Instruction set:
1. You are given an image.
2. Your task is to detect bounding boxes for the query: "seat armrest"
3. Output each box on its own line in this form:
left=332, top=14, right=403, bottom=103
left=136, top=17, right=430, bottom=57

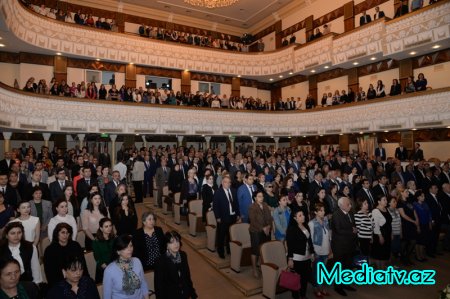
left=206, top=224, right=216, bottom=229
left=261, top=263, right=279, bottom=271
left=230, top=240, right=242, bottom=246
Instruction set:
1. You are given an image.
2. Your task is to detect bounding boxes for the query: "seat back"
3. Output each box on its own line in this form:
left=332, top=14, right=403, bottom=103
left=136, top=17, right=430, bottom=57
left=84, top=251, right=96, bottom=279
left=206, top=210, right=216, bottom=226
left=229, top=223, right=250, bottom=247
left=260, top=241, right=287, bottom=269
left=40, top=237, right=50, bottom=257
left=76, top=230, right=86, bottom=248
left=97, top=284, right=103, bottom=299
left=188, top=200, right=203, bottom=216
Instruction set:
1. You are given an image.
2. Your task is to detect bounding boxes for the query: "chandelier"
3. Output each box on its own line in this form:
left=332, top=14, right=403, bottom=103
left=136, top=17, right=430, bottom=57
left=183, top=0, right=240, bottom=9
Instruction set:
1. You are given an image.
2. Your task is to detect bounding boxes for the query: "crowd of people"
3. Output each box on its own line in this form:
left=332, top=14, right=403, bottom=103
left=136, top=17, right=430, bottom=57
left=0, top=139, right=448, bottom=298
left=17, top=71, right=429, bottom=112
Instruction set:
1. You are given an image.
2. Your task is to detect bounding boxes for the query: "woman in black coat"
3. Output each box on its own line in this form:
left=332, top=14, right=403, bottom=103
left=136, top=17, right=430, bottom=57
left=132, top=211, right=165, bottom=271
left=201, top=174, right=216, bottom=222
left=168, top=164, right=184, bottom=194
left=155, top=231, right=197, bottom=299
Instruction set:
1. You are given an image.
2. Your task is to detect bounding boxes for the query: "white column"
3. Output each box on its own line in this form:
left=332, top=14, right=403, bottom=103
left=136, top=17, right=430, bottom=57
left=251, top=136, right=258, bottom=152
left=204, top=136, right=211, bottom=150
left=229, top=135, right=236, bottom=154
left=177, top=136, right=184, bottom=147
left=42, top=133, right=51, bottom=148
left=141, top=135, right=147, bottom=149
left=273, top=137, right=280, bottom=151
left=2, top=132, right=12, bottom=153
left=110, top=135, right=117, bottom=165
left=77, top=134, right=85, bottom=148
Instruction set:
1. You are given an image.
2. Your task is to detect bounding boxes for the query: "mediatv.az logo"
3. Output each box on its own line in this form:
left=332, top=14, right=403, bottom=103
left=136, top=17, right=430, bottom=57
left=317, top=262, right=436, bottom=285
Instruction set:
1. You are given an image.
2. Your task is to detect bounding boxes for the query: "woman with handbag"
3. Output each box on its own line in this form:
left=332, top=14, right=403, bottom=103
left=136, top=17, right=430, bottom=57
left=286, top=210, right=315, bottom=299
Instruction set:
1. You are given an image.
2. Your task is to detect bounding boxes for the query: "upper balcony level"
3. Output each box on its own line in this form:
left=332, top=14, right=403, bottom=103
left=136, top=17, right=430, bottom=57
left=0, top=0, right=449, bottom=80
left=0, top=82, right=449, bottom=136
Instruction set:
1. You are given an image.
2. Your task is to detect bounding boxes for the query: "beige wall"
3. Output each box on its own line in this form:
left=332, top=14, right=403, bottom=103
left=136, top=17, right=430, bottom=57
left=261, top=31, right=276, bottom=52
left=257, top=89, right=271, bottom=102
left=240, top=86, right=258, bottom=99
left=281, top=81, right=309, bottom=101
left=355, top=0, right=395, bottom=28
left=414, top=62, right=450, bottom=90
left=359, top=68, right=399, bottom=92
left=327, top=16, right=345, bottom=35
left=0, top=63, right=19, bottom=87
left=317, top=75, right=349, bottom=100
left=19, top=63, right=53, bottom=88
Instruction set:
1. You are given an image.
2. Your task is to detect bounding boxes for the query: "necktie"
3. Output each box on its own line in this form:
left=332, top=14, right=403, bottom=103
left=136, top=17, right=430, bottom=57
left=1, top=187, right=4, bottom=194
left=347, top=213, right=352, bottom=223
left=86, top=179, right=90, bottom=185
left=382, top=185, right=387, bottom=196
left=227, top=189, right=233, bottom=203
left=366, top=189, right=374, bottom=205
left=60, top=181, right=64, bottom=189
left=163, top=167, right=167, bottom=175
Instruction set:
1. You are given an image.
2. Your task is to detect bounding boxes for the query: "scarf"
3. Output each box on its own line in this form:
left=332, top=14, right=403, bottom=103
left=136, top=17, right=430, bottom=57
left=167, top=250, right=182, bottom=264
left=0, top=283, right=30, bottom=299
left=116, top=258, right=141, bottom=295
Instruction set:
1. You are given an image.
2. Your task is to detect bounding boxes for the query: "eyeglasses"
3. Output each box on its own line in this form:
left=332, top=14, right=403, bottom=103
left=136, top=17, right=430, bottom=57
left=267, top=186, right=273, bottom=188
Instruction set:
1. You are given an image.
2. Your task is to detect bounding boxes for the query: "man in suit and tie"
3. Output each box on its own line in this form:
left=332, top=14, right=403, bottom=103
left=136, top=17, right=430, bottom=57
left=213, top=176, right=240, bottom=259
left=104, top=170, right=121, bottom=208
left=391, top=165, right=406, bottom=187
left=308, top=171, right=323, bottom=200
left=0, top=173, right=19, bottom=208
left=76, top=167, right=94, bottom=203
left=357, top=179, right=376, bottom=210
left=426, top=184, right=443, bottom=256
left=155, top=159, right=170, bottom=208
left=237, top=174, right=257, bottom=223
left=0, top=152, right=15, bottom=173
left=49, top=167, right=71, bottom=204
left=374, top=144, right=386, bottom=161
left=410, top=142, right=424, bottom=162
left=373, top=6, right=385, bottom=20
left=143, top=155, right=153, bottom=198
left=395, top=142, right=408, bottom=161
left=439, top=163, right=450, bottom=185
left=331, top=197, right=358, bottom=296
left=99, top=147, right=111, bottom=168
left=372, top=175, right=389, bottom=199
left=359, top=10, right=372, bottom=26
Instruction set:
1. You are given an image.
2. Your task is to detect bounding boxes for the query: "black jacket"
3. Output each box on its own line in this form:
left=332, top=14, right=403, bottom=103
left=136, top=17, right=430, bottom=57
left=132, top=226, right=165, bottom=271
left=286, top=224, right=314, bottom=258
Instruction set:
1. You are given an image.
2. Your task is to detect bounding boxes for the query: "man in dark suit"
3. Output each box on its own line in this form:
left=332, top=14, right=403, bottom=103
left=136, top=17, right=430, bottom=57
left=104, top=170, right=121, bottom=209
left=373, top=6, right=385, bottom=20
left=357, top=179, right=376, bottom=210
left=331, top=197, right=357, bottom=296
left=49, top=168, right=71, bottom=204
left=439, top=163, right=450, bottom=185
left=410, top=142, right=424, bottom=162
left=23, top=170, right=50, bottom=202
left=0, top=172, right=19, bottom=208
left=359, top=10, right=372, bottom=26
left=0, top=152, right=15, bottom=173
left=394, top=142, right=408, bottom=161
left=76, top=167, right=94, bottom=203
left=143, top=155, right=153, bottom=198
left=426, top=184, right=443, bottom=256
left=98, top=148, right=111, bottom=168
left=374, top=144, right=386, bottom=161
left=154, top=159, right=170, bottom=208
left=213, top=176, right=240, bottom=259
left=308, top=171, right=323, bottom=201
left=391, top=165, right=406, bottom=186
left=372, top=175, right=389, bottom=199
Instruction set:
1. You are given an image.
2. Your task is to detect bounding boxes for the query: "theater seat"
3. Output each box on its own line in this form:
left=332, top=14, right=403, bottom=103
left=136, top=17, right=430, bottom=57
left=97, top=284, right=103, bottom=299
left=144, top=270, right=155, bottom=296
left=205, top=210, right=217, bottom=252
left=40, top=237, right=50, bottom=257
left=76, top=230, right=86, bottom=249
left=173, top=192, right=182, bottom=224
left=84, top=251, right=96, bottom=280
left=40, top=263, right=47, bottom=283
left=162, top=186, right=172, bottom=215
left=188, top=200, right=204, bottom=236
left=260, top=241, right=287, bottom=299
left=229, top=223, right=251, bottom=273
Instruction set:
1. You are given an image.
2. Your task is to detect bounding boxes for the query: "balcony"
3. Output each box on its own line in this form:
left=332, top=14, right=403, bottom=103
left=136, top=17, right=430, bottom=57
left=0, top=83, right=449, bottom=136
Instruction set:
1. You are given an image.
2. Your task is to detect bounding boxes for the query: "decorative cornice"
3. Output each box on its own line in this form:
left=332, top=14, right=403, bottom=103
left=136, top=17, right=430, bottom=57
left=0, top=83, right=448, bottom=136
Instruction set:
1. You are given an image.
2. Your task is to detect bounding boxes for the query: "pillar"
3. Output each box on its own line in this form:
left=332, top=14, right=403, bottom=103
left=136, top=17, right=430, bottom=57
left=110, top=135, right=117, bottom=164
left=177, top=136, right=184, bottom=147
left=181, top=70, right=191, bottom=94
left=229, top=136, right=236, bottom=154
left=54, top=55, right=67, bottom=84
left=42, top=133, right=51, bottom=148
left=251, top=136, right=258, bottom=152
left=273, top=137, right=280, bottom=151
left=344, top=1, right=355, bottom=32
left=2, top=132, right=12, bottom=153
left=125, top=63, right=136, bottom=88
left=77, top=134, right=85, bottom=149
left=141, top=135, right=147, bottom=149
left=204, top=136, right=211, bottom=150
left=231, top=77, right=240, bottom=97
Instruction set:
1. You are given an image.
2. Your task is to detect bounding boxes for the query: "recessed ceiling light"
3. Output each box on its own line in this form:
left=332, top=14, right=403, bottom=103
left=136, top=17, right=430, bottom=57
left=432, top=45, right=440, bottom=49
left=250, top=136, right=253, bottom=138
left=412, top=128, right=417, bottom=131
left=28, top=131, right=33, bottom=134
left=135, top=133, right=139, bottom=136
left=359, top=132, right=364, bottom=134
left=384, top=130, right=389, bottom=133
left=184, top=69, right=189, bottom=72
left=288, top=136, right=292, bottom=139
left=279, top=75, right=283, bottom=78
left=319, top=134, right=323, bottom=137
left=96, top=58, right=100, bottom=61
left=269, top=78, right=273, bottom=81
left=409, top=51, right=417, bottom=55
left=310, top=70, right=316, bottom=73
left=237, top=75, right=241, bottom=78
left=339, top=133, right=343, bottom=136
left=201, top=135, right=205, bottom=137
left=353, top=62, right=359, bottom=65
left=447, top=126, right=450, bottom=128
left=289, top=72, right=293, bottom=75
left=56, top=52, right=61, bottom=55
left=324, top=66, right=329, bottom=69
left=370, top=57, right=376, bottom=61
left=129, top=62, right=134, bottom=65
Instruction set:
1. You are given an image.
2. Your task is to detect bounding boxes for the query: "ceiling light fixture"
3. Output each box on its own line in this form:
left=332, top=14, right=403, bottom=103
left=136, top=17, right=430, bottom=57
left=279, top=75, right=283, bottom=78
left=432, top=45, right=440, bottom=49
left=289, top=72, right=293, bottom=75
left=409, top=51, right=417, bottom=55
left=370, top=57, right=376, bottom=61
left=183, top=0, right=239, bottom=9
left=353, top=62, right=359, bottom=65
left=324, top=66, right=329, bottom=69
left=310, top=70, right=316, bottom=73
left=56, top=52, right=62, bottom=55
left=412, top=128, right=417, bottom=131
left=269, top=78, right=273, bottom=81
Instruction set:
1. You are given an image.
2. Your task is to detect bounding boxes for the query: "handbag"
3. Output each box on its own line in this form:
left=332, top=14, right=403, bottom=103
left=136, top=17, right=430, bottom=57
left=279, top=268, right=301, bottom=291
